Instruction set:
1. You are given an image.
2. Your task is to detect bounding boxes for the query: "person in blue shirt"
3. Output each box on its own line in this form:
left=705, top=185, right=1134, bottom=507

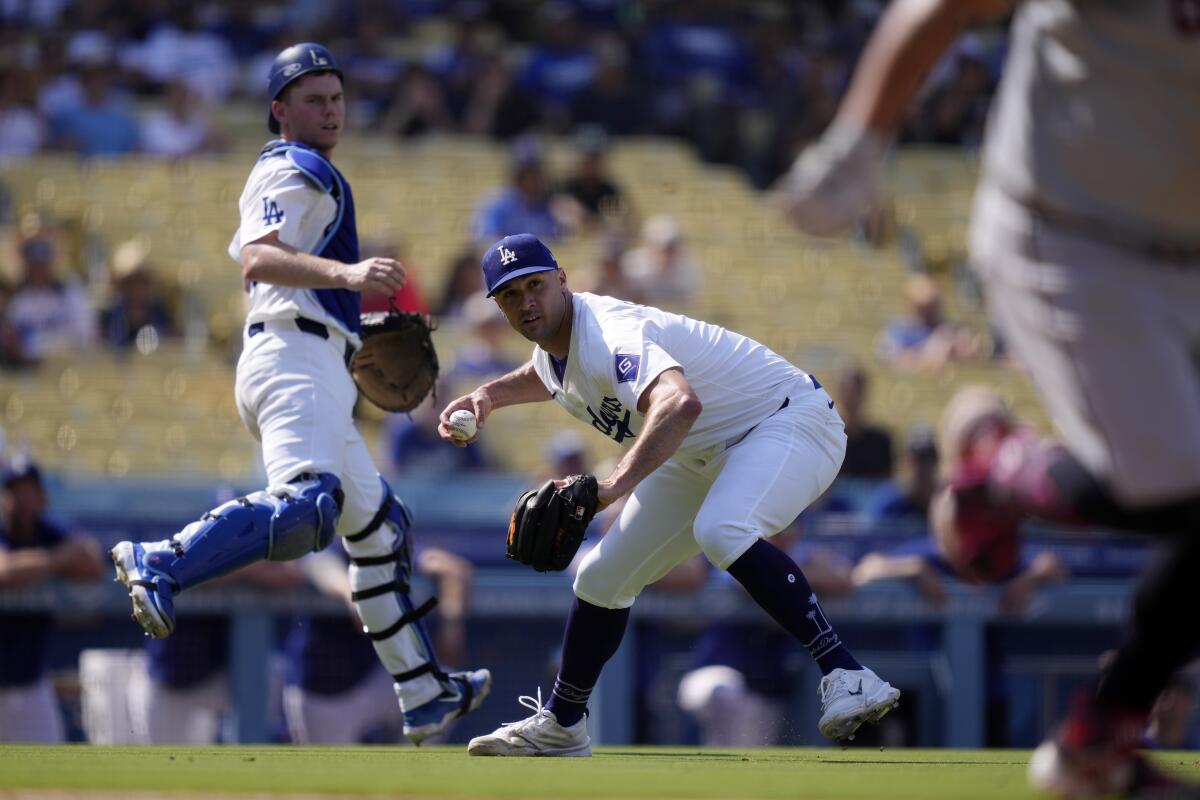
left=471, top=142, right=563, bottom=244
left=866, top=425, right=940, bottom=527
left=48, top=54, right=139, bottom=158
left=0, top=456, right=105, bottom=742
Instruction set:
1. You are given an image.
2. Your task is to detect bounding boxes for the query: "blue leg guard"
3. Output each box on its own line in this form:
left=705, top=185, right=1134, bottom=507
left=144, top=473, right=343, bottom=592
left=342, top=478, right=450, bottom=706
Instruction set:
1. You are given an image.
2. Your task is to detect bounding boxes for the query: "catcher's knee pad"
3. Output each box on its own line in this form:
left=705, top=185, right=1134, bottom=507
left=144, top=473, right=343, bottom=591
left=342, top=479, right=446, bottom=694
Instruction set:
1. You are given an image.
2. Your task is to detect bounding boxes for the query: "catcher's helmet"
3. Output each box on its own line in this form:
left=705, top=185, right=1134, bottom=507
left=267, top=42, right=343, bottom=133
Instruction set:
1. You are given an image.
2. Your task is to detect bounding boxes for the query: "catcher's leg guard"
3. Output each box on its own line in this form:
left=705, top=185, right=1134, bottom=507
left=143, top=473, right=343, bottom=591
left=341, top=478, right=447, bottom=710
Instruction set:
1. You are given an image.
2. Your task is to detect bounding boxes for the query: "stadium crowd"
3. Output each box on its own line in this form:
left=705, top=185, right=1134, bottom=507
left=0, top=0, right=1002, bottom=183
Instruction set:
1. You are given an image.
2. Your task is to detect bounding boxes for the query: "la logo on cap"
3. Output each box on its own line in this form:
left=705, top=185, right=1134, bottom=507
left=498, top=245, right=518, bottom=266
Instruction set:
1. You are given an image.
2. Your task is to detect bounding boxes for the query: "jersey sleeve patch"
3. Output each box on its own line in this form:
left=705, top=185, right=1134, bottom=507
left=615, top=353, right=640, bottom=383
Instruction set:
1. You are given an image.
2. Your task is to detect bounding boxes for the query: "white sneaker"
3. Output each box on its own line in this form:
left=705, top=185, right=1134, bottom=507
left=467, top=688, right=591, bottom=757
left=818, top=666, right=900, bottom=741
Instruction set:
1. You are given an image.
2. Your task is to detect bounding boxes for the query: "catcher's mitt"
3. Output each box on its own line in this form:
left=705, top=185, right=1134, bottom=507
left=507, top=475, right=599, bottom=572
left=351, top=309, right=439, bottom=413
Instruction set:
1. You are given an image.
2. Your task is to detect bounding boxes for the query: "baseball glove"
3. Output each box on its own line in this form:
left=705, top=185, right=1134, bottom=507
left=507, top=475, right=599, bottom=572
left=351, top=309, right=439, bottom=413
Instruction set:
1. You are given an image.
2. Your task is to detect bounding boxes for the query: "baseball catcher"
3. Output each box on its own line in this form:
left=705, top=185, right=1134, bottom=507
left=352, top=307, right=439, bottom=413
left=507, top=475, right=599, bottom=572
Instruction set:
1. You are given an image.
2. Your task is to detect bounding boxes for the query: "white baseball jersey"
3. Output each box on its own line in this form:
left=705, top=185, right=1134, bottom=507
left=530, top=293, right=818, bottom=457
left=227, top=154, right=361, bottom=346
left=981, top=0, right=1200, bottom=244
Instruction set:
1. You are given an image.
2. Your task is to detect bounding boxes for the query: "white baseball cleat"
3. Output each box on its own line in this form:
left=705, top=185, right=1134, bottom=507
left=817, top=666, right=900, bottom=742
left=467, top=688, right=591, bottom=757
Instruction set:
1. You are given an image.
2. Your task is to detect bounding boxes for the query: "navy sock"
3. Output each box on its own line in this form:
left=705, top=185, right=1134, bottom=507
left=546, top=597, right=630, bottom=727
left=726, top=538, right=862, bottom=675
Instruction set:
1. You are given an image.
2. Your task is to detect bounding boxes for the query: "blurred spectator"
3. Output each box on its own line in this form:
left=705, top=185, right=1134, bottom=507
left=386, top=391, right=488, bottom=476
left=832, top=363, right=894, bottom=480
left=855, top=386, right=1069, bottom=610
left=341, top=19, right=406, bottom=127
left=434, top=249, right=487, bottom=320
left=882, top=274, right=980, bottom=371
left=447, top=292, right=520, bottom=385
left=0, top=456, right=105, bottom=743
left=132, top=7, right=236, bottom=103
left=47, top=45, right=139, bottom=158
left=642, top=4, right=753, bottom=129
left=866, top=425, right=940, bottom=527
left=470, top=140, right=563, bottom=244
left=139, top=78, right=225, bottom=159
left=570, top=37, right=645, bottom=136
left=555, top=126, right=632, bottom=235
left=37, top=34, right=84, bottom=118
left=581, top=236, right=643, bottom=304
left=4, top=233, right=95, bottom=362
left=676, top=520, right=855, bottom=747
left=907, top=37, right=994, bottom=147
left=535, top=430, right=589, bottom=484
left=462, top=52, right=541, bottom=140
left=518, top=2, right=597, bottom=130
left=0, top=279, right=27, bottom=368
left=284, top=542, right=475, bottom=744
left=204, top=3, right=273, bottom=61
left=0, top=68, right=44, bottom=160
left=99, top=239, right=176, bottom=350
left=387, top=64, right=455, bottom=138
left=423, top=11, right=488, bottom=123
left=127, top=560, right=302, bottom=744
left=359, top=240, right=429, bottom=314
left=621, top=215, right=702, bottom=309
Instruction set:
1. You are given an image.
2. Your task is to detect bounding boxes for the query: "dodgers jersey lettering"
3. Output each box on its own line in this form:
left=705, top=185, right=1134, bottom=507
left=530, top=293, right=814, bottom=456
left=228, top=140, right=363, bottom=345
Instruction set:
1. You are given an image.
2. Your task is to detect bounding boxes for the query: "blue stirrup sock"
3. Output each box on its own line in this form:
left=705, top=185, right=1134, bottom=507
left=547, top=598, right=631, bottom=727
left=727, top=538, right=862, bottom=675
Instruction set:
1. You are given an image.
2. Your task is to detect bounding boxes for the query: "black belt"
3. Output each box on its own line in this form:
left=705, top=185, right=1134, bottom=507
left=247, top=317, right=355, bottom=368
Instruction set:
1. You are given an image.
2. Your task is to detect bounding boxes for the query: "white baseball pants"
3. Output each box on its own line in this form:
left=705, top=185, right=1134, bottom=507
left=972, top=186, right=1200, bottom=507
left=234, top=323, right=442, bottom=709
left=574, top=387, right=846, bottom=609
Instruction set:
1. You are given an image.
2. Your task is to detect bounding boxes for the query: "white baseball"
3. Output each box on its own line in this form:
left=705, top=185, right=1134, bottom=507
left=448, top=409, right=477, bottom=441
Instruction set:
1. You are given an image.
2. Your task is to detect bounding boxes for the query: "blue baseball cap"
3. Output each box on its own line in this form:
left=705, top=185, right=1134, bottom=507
left=267, top=43, right=343, bottom=134
left=482, top=234, right=559, bottom=297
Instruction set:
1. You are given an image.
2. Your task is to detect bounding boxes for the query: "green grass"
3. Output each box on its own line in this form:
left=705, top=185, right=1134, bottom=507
left=2, top=746, right=1199, bottom=799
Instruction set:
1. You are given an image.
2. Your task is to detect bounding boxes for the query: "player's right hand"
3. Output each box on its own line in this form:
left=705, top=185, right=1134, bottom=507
left=438, top=391, right=494, bottom=447
left=773, top=119, right=889, bottom=237
left=342, top=257, right=407, bottom=294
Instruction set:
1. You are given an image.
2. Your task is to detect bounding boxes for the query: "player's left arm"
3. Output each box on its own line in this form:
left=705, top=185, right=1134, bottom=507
left=778, top=0, right=1013, bottom=236
left=836, top=0, right=1012, bottom=136
left=595, top=367, right=701, bottom=508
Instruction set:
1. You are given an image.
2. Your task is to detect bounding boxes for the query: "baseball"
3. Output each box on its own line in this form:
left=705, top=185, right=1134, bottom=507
left=448, top=409, right=477, bottom=441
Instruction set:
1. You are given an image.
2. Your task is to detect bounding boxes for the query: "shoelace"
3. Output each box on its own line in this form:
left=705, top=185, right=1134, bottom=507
left=819, top=672, right=849, bottom=708
left=500, top=687, right=553, bottom=732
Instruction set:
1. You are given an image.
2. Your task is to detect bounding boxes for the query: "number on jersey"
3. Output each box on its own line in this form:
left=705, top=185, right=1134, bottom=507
left=262, top=197, right=284, bottom=225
